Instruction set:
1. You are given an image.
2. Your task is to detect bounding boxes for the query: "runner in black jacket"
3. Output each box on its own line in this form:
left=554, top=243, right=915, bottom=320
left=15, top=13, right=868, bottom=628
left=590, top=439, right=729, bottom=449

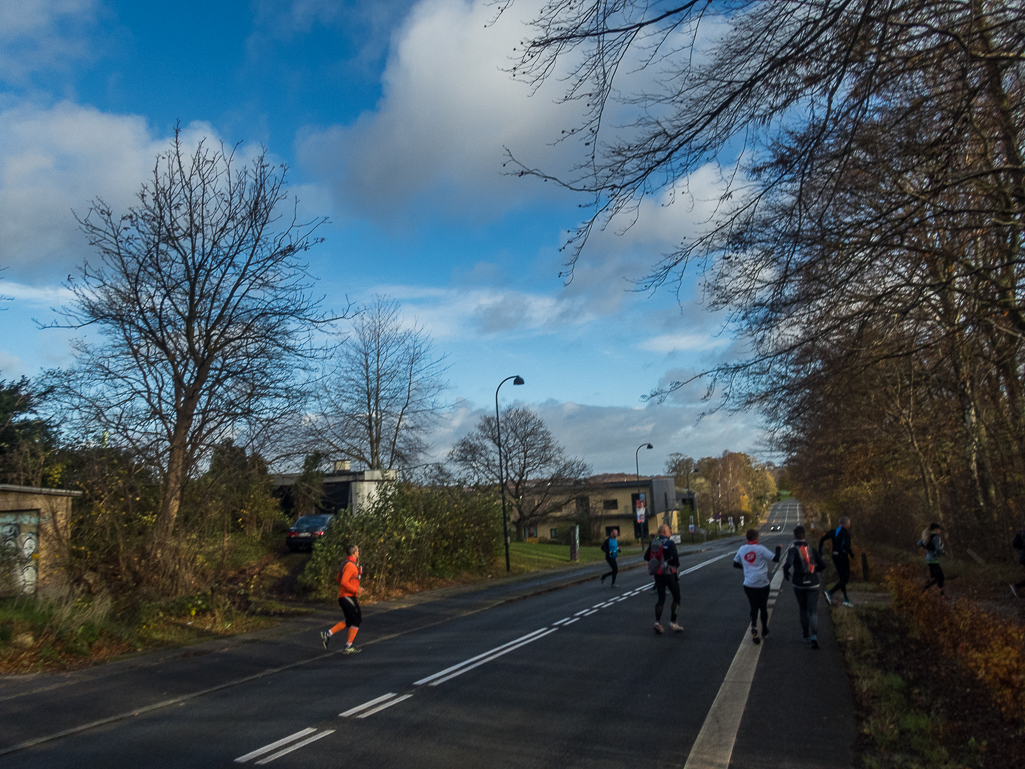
left=819, top=516, right=854, bottom=607
left=644, top=524, right=682, bottom=634
left=784, top=526, right=826, bottom=649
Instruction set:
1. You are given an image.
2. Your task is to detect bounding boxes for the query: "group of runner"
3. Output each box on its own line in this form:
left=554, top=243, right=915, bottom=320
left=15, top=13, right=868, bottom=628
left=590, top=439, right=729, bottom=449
left=316, top=512, right=1024, bottom=655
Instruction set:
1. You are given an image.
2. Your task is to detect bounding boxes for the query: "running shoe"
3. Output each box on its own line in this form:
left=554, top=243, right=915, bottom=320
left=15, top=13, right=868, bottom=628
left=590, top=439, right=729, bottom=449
left=751, top=627, right=760, bottom=645
left=320, top=631, right=330, bottom=649
left=653, top=622, right=664, bottom=635
left=342, top=645, right=361, bottom=655
left=670, top=622, right=683, bottom=633
left=810, top=637, right=820, bottom=650
left=1011, top=584, right=1020, bottom=599
left=823, top=589, right=833, bottom=603
left=761, top=626, right=770, bottom=638
left=600, top=574, right=606, bottom=584
left=842, top=599, right=854, bottom=608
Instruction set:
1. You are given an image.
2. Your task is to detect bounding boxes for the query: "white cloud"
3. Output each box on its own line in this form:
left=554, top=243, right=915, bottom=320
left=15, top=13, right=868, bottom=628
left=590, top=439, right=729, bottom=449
left=296, top=0, right=585, bottom=222
left=0, top=0, right=99, bottom=84
left=0, top=102, right=230, bottom=284
left=0, top=280, right=73, bottom=305
left=350, top=282, right=603, bottom=338
left=0, top=350, right=24, bottom=377
left=640, top=332, right=729, bottom=354
left=428, top=397, right=764, bottom=475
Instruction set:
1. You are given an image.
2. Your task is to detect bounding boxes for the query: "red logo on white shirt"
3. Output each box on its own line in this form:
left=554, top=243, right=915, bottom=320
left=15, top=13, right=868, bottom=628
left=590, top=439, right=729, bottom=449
left=744, top=551, right=757, bottom=563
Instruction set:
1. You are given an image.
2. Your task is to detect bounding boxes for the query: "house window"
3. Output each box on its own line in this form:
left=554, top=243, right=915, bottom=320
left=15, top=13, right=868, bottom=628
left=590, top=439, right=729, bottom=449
left=603, top=499, right=618, bottom=510
left=550, top=528, right=558, bottom=539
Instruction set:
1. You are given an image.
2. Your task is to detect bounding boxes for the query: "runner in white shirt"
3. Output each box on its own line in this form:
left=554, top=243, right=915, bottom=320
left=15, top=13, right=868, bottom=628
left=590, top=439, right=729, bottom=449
left=733, top=529, right=782, bottom=645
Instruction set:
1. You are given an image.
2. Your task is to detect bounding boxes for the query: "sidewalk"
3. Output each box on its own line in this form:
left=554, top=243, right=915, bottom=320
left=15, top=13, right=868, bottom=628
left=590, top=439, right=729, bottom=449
left=729, top=583, right=857, bottom=769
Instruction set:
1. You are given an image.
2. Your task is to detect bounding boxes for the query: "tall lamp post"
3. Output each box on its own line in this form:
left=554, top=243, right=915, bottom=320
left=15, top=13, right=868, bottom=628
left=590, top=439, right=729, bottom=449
left=496, top=375, right=525, bottom=571
left=636, top=442, right=653, bottom=547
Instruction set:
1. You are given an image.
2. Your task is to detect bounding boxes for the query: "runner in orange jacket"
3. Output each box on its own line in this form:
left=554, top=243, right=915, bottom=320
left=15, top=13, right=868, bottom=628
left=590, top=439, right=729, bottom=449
left=320, top=544, right=362, bottom=654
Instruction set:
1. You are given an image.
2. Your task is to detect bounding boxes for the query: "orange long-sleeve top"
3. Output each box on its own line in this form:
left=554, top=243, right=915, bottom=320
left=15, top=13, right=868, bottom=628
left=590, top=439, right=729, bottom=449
left=336, top=557, right=361, bottom=597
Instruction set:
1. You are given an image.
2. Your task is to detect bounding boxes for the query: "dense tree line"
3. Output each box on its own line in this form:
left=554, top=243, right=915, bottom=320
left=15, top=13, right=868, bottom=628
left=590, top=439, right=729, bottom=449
left=666, top=451, right=776, bottom=525
left=510, top=1, right=1025, bottom=555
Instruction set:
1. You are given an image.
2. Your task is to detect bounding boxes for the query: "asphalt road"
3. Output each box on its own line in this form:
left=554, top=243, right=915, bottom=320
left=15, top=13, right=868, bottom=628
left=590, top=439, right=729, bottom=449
left=1, top=500, right=854, bottom=768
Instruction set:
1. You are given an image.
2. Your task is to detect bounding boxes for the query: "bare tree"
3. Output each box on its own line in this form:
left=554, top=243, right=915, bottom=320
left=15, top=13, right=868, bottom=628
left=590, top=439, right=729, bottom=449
left=47, top=129, right=341, bottom=582
left=314, top=295, right=447, bottom=471
left=449, top=407, right=590, bottom=538
left=509, top=1, right=1025, bottom=539
left=664, top=453, right=695, bottom=490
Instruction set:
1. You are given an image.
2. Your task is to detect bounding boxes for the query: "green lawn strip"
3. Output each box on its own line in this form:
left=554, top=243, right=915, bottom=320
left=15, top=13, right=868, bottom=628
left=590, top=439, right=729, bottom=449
left=507, top=542, right=642, bottom=574
left=833, top=604, right=1018, bottom=768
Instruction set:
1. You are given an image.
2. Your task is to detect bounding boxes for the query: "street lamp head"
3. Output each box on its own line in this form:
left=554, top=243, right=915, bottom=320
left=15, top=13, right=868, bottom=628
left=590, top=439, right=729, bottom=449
left=645, top=443, right=653, bottom=449
left=513, top=376, right=525, bottom=385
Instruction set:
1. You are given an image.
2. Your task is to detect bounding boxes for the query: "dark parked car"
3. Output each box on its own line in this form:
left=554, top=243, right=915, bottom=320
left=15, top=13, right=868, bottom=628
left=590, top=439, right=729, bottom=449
left=286, top=514, right=334, bottom=552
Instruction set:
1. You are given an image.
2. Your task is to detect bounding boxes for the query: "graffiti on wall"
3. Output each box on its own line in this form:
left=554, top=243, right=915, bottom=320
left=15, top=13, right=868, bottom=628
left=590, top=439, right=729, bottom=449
left=1, top=511, right=40, bottom=595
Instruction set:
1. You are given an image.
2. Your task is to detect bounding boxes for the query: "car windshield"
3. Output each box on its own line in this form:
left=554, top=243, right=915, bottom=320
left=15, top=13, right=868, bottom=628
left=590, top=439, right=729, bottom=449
left=293, top=515, right=332, bottom=530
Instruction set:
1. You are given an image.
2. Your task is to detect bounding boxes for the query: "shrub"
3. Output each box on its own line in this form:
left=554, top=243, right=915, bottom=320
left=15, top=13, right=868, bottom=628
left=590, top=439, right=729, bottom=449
left=887, top=565, right=1025, bottom=725
left=298, top=483, right=501, bottom=598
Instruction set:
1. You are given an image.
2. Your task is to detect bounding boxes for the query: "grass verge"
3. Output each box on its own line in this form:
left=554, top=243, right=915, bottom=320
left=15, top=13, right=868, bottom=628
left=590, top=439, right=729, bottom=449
left=507, top=542, right=642, bottom=574
left=833, top=598, right=1023, bottom=767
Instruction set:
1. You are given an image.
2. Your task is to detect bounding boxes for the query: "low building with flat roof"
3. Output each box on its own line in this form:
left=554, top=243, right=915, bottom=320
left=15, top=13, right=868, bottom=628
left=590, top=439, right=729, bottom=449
left=271, top=460, right=397, bottom=516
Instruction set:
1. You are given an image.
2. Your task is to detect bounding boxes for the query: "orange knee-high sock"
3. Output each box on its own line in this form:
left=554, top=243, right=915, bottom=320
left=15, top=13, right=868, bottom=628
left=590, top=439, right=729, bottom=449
left=346, top=626, right=359, bottom=645
left=329, top=621, right=347, bottom=636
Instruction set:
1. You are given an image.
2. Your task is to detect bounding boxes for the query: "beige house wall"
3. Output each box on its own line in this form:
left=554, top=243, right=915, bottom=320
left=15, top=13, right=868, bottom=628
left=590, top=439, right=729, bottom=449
left=529, top=485, right=680, bottom=545
left=0, top=485, right=78, bottom=596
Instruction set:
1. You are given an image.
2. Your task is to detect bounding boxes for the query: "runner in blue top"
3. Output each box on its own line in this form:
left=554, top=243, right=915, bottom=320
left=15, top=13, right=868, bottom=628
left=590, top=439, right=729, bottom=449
left=734, top=529, right=782, bottom=644
left=599, top=528, right=619, bottom=587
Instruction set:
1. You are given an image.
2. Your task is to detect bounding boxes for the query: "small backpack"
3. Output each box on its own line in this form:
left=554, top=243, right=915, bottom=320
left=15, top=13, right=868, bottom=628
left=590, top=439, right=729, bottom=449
left=796, top=543, right=817, bottom=575
left=647, top=537, right=674, bottom=576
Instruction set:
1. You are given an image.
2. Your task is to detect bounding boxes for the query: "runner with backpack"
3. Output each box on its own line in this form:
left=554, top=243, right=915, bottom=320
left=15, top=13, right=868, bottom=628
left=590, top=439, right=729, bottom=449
left=918, top=523, right=946, bottom=596
left=733, top=529, right=783, bottom=645
left=599, top=528, right=619, bottom=587
left=644, top=524, right=682, bottom=634
left=1010, top=526, right=1025, bottom=598
left=783, top=525, right=826, bottom=649
left=818, top=516, right=854, bottom=607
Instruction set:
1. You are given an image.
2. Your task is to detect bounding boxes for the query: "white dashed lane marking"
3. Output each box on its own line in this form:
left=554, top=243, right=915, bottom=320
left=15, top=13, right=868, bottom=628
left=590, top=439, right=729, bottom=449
left=236, top=550, right=738, bottom=764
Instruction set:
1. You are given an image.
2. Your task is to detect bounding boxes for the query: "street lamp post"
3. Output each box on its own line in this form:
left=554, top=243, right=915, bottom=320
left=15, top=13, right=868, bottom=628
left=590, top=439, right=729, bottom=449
left=636, top=442, right=653, bottom=548
left=496, top=375, right=525, bottom=572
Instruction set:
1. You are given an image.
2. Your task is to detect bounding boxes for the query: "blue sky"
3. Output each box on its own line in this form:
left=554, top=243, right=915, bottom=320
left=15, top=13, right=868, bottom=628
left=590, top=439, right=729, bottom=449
left=0, top=0, right=766, bottom=474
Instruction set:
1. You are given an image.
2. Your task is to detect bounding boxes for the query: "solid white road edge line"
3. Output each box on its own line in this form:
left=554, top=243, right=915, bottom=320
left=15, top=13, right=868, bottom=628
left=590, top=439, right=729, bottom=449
left=682, top=568, right=786, bottom=769
left=356, top=694, right=414, bottom=719
left=428, top=629, right=559, bottom=686
left=413, top=627, right=550, bottom=686
left=234, top=728, right=317, bottom=763
left=339, top=692, right=399, bottom=718
left=254, top=730, right=335, bottom=765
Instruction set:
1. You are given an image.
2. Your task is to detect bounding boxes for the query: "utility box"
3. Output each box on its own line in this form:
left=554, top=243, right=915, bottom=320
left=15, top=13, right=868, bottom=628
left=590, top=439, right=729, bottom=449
left=0, top=485, right=80, bottom=597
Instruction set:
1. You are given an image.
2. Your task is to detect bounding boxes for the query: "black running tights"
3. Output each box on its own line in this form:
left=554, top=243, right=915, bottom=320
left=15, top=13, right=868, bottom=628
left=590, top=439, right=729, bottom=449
left=743, top=585, right=770, bottom=631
